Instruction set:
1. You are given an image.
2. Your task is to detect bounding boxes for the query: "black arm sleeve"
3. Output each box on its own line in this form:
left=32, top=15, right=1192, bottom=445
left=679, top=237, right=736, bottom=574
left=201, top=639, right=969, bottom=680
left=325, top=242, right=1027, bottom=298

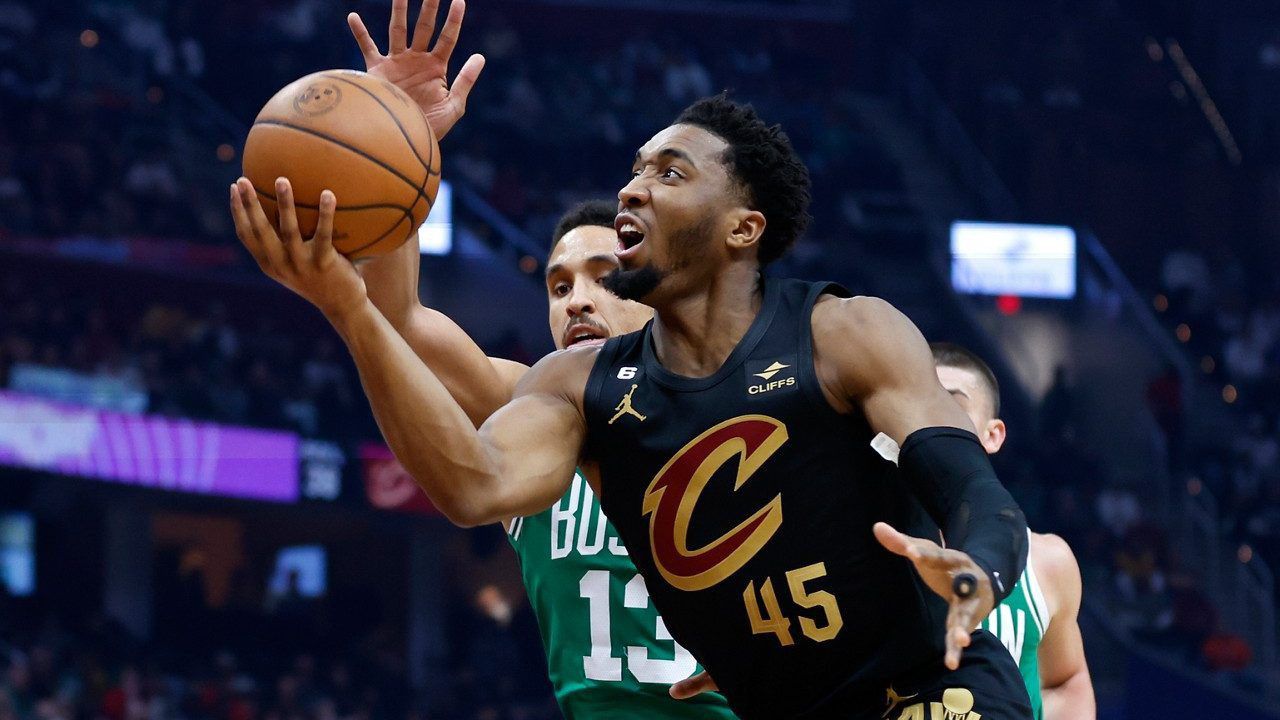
left=897, top=426, right=1027, bottom=603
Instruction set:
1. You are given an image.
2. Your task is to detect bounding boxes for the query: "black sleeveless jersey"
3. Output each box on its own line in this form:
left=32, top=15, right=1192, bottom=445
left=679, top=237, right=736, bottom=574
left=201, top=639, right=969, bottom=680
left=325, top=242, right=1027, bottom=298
left=583, top=278, right=950, bottom=719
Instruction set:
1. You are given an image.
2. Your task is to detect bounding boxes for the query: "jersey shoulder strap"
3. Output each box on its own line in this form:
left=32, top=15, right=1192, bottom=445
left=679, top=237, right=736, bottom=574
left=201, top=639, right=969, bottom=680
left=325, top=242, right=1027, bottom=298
left=1023, top=552, right=1052, bottom=637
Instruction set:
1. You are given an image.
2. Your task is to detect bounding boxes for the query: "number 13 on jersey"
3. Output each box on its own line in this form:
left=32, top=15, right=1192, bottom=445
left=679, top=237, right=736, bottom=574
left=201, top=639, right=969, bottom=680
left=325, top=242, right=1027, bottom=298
left=579, top=570, right=699, bottom=683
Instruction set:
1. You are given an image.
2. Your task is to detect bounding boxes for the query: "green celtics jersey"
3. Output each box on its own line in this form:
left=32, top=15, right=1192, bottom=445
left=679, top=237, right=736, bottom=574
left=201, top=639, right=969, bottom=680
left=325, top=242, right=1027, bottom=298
left=978, top=552, right=1051, bottom=719
left=507, top=471, right=737, bottom=719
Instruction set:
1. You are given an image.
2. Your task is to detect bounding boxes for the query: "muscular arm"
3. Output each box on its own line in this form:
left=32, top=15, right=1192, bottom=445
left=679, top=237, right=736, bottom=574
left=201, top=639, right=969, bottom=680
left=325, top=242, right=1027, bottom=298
left=815, top=296, right=1027, bottom=601
left=360, top=235, right=528, bottom=425
left=1034, top=534, right=1095, bottom=720
left=330, top=298, right=586, bottom=526
left=230, top=177, right=561, bottom=527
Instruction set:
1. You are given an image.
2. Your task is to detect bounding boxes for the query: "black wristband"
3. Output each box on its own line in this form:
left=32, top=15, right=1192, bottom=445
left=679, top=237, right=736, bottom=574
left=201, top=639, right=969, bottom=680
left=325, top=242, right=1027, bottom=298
left=898, top=426, right=1027, bottom=605
left=967, top=555, right=1007, bottom=599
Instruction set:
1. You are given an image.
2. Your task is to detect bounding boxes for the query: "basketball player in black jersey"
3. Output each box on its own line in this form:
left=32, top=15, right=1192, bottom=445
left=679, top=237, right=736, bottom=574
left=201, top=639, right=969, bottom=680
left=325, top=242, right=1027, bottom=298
left=231, top=94, right=1030, bottom=718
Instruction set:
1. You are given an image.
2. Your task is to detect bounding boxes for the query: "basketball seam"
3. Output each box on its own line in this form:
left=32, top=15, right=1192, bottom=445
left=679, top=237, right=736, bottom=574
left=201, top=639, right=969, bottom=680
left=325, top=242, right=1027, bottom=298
left=251, top=120, right=435, bottom=212
left=252, top=186, right=414, bottom=256
left=330, top=75, right=439, bottom=180
left=251, top=186, right=415, bottom=212
left=346, top=206, right=415, bottom=256
left=326, top=76, right=436, bottom=245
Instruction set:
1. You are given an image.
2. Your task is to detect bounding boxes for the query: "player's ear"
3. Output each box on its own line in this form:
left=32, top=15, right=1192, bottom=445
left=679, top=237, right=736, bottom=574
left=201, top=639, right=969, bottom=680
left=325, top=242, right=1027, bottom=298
left=726, top=209, right=766, bottom=254
left=982, top=418, right=1007, bottom=454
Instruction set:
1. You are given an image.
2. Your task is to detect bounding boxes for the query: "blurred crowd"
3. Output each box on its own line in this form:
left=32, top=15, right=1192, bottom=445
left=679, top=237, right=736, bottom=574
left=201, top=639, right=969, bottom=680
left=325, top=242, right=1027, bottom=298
left=0, top=264, right=374, bottom=442
left=904, top=0, right=1279, bottom=666
left=0, top=0, right=905, bottom=269
left=0, top=523, right=557, bottom=720
left=906, top=0, right=1280, bottom=399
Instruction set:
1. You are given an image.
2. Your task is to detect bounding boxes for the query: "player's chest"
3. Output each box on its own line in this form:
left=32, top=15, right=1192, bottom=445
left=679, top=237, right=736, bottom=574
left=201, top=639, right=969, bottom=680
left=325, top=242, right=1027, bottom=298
left=591, top=354, right=816, bottom=464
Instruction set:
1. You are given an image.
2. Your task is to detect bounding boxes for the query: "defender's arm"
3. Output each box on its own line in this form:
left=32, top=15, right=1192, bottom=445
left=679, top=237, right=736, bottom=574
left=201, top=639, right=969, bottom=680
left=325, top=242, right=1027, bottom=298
left=1035, top=534, right=1096, bottom=720
left=360, top=233, right=529, bottom=426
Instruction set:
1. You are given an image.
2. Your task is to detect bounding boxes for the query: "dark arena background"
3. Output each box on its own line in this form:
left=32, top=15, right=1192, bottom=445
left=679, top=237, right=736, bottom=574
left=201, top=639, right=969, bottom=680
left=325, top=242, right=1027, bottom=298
left=1, top=0, right=1279, bottom=717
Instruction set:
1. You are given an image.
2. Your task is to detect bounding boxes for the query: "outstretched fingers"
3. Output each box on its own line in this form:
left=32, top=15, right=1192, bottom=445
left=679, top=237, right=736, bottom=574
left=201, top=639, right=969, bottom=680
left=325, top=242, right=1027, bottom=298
left=431, top=0, right=465, bottom=62
left=389, top=0, right=410, bottom=54
left=872, top=522, right=922, bottom=560
left=410, top=0, right=441, bottom=52
left=347, top=13, right=382, bottom=67
left=450, top=53, right=486, bottom=104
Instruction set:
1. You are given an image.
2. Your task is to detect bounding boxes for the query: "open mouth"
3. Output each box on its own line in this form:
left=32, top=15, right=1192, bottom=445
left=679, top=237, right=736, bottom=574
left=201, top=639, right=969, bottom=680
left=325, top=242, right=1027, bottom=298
left=614, top=215, right=646, bottom=259
left=565, top=323, right=608, bottom=348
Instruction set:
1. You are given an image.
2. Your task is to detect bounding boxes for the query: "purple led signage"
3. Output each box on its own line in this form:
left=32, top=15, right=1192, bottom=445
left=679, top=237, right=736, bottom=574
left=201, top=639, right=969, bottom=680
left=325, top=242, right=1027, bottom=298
left=0, top=391, right=299, bottom=502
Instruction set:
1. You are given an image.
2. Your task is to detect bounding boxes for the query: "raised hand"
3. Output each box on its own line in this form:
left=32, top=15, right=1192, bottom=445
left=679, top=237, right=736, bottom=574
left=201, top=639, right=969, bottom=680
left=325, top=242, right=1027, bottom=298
left=348, top=0, right=485, bottom=141
left=230, top=177, right=369, bottom=321
left=873, top=522, right=996, bottom=671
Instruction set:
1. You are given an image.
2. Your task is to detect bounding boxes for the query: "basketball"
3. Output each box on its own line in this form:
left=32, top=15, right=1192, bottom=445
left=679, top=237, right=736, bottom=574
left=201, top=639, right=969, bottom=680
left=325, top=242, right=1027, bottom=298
left=241, top=69, right=440, bottom=260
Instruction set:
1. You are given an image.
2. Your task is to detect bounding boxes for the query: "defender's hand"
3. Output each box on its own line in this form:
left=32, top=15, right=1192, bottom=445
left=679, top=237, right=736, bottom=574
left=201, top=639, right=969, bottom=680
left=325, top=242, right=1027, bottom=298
left=230, top=177, right=368, bottom=321
left=873, top=522, right=995, bottom=671
left=670, top=671, right=718, bottom=700
left=348, top=0, right=485, bottom=141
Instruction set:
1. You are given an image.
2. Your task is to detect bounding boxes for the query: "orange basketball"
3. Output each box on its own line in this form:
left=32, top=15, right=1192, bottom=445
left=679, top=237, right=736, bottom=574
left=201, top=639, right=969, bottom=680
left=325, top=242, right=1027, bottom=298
left=242, top=69, right=440, bottom=260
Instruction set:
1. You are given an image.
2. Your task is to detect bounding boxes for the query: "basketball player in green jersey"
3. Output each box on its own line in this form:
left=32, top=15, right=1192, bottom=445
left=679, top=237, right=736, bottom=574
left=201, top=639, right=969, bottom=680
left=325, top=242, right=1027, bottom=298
left=338, top=5, right=736, bottom=715
left=931, top=343, right=1095, bottom=719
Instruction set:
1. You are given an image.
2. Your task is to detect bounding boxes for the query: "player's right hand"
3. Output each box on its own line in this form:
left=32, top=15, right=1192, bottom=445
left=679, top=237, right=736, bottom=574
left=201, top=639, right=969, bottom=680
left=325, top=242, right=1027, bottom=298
left=348, top=0, right=485, bottom=141
left=873, top=521, right=995, bottom=671
left=230, top=177, right=369, bottom=321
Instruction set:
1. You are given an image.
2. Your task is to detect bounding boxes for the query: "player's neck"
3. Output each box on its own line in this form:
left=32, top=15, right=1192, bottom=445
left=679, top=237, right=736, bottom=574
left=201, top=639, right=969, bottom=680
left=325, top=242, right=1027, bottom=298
left=650, top=265, right=763, bottom=378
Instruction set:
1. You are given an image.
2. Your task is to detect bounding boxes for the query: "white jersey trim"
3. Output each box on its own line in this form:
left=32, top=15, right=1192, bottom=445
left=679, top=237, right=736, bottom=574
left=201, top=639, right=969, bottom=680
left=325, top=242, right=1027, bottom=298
left=1024, top=546, right=1051, bottom=638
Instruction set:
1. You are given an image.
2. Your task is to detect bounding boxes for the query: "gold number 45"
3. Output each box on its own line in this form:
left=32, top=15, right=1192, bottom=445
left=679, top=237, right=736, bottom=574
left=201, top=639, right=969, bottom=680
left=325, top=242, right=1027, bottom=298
left=743, top=562, right=844, bottom=646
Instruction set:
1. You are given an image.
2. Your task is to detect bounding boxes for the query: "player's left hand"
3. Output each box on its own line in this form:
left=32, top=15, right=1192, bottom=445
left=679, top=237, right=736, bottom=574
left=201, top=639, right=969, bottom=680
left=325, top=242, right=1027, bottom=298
left=669, top=671, right=718, bottom=700
left=348, top=0, right=485, bottom=142
left=873, top=521, right=995, bottom=671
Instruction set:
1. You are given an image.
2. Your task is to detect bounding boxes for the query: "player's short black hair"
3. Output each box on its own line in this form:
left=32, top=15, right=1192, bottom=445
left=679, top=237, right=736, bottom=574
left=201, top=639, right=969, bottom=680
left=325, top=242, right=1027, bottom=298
left=930, top=342, right=1001, bottom=418
left=674, top=94, right=811, bottom=266
left=551, top=200, right=617, bottom=254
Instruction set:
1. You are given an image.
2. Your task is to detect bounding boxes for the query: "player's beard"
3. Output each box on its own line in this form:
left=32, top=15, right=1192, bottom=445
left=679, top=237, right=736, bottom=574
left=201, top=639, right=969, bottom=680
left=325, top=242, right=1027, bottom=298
left=602, top=264, right=666, bottom=302
left=603, top=217, right=716, bottom=302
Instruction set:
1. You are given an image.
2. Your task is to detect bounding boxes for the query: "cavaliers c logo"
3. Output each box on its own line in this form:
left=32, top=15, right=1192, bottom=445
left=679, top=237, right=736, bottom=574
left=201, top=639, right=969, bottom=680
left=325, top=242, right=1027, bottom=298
left=643, top=415, right=788, bottom=591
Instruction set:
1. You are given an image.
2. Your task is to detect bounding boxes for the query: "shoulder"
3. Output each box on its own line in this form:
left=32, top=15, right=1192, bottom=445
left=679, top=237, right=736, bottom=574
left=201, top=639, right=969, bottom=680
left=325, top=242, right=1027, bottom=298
left=810, top=294, right=933, bottom=399
left=514, top=345, right=602, bottom=404
left=1030, top=532, right=1083, bottom=618
left=811, top=294, right=908, bottom=334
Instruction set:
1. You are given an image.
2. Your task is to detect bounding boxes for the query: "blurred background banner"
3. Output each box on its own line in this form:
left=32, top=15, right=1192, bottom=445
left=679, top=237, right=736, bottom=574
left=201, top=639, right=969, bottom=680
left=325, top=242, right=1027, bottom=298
left=360, top=443, right=441, bottom=516
left=0, top=390, right=300, bottom=502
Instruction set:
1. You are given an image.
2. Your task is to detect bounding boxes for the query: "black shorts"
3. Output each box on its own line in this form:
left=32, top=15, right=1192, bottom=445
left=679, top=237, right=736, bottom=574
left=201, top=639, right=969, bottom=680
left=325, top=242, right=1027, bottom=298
left=878, top=631, right=1032, bottom=719
left=796, top=630, right=1033, bottom=720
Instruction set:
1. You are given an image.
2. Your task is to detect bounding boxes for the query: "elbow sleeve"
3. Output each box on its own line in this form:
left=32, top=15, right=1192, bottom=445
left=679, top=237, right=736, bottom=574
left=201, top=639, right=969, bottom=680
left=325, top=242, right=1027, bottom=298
left=898, top=426, right=1027, bottom=602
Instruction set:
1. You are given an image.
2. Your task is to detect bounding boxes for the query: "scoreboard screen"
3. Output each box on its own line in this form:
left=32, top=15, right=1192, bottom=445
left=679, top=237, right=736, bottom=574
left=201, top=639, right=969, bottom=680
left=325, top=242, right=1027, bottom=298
left=417, top=179, right=453, bottom=256
left=950, top=221, right=1077, bottom=299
